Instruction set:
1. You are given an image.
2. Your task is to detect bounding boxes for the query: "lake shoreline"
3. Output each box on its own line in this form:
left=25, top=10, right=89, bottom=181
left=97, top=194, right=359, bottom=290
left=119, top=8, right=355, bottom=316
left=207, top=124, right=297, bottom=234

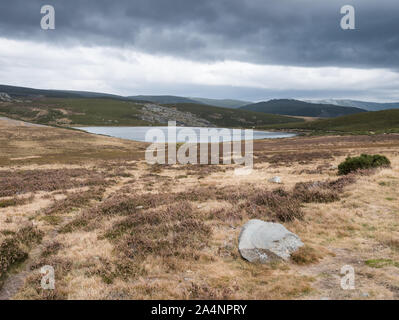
left=74, top=126, right=298, bottom=143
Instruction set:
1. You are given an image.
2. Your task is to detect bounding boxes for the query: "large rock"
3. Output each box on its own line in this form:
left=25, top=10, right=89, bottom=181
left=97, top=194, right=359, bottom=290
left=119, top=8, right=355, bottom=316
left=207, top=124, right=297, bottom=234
left=268, top=176, right=282, bottom=184
left=238, top=219, right=303, bottom=263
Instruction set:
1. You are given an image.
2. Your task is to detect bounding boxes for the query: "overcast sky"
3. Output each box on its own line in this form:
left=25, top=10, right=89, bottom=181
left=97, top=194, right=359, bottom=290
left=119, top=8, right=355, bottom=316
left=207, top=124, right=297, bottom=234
left=0, top=0, right=398, bottom=101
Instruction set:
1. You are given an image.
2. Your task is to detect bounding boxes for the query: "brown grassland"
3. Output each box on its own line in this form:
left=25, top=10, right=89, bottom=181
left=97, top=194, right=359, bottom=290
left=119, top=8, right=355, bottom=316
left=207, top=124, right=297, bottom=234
left=0, top=117, right=398, bottom=300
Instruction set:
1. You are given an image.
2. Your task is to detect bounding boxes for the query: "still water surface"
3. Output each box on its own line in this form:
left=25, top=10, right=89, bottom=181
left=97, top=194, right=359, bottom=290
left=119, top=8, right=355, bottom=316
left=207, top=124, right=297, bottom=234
left=75, top=126, right=296, bottom=143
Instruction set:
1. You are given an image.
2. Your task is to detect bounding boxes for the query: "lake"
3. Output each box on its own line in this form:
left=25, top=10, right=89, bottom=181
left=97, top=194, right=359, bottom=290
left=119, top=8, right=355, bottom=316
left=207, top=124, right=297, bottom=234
left=75, top=126, right=296, bottom=143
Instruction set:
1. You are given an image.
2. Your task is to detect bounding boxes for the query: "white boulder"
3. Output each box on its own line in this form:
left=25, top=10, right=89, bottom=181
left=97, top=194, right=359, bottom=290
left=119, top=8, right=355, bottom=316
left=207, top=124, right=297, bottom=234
left=238, top=219, right=303, bottom=263
left=269, top=176, right=282, bottom=184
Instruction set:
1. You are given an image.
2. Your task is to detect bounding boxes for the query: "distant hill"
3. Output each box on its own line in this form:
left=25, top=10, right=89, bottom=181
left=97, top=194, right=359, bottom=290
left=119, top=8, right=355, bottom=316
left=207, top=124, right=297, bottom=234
left=166, top=103, right=299, bottom=127
left=189, top=97, right=251, bottom=109
left=127, top=95, right=199, bottom=104
left=240, top=99, right=366, bottom=117
left=164, top=103, right=301, bottom=128
left=0, top=84, right=123, bottom=100
left=0, top=84, right=252, bottom=109
left=0, top=96, right=301, bottom=128
left=262, top=109, right=399, bottom=134
left=128, top=95, right=251, bottom=108
left=304, top=99, right=399, bottom=111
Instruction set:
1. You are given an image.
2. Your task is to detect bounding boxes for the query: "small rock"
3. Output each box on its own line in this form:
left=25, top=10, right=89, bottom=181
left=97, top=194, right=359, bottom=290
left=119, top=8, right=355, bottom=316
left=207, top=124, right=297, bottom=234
left=361, top=292, right=369, bottom=298
left=238, top=219, right=304, bottom=263
left=268, top=176, right=282, bottom=184
left=135, top=206, right=144, bottom=210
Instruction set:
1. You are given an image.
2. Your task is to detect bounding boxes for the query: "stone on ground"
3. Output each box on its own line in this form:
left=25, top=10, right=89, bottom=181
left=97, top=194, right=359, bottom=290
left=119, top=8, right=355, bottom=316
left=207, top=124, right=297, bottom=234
left=269, top=176, right=282, bottom=184
left=238, top=219, right=303, bottom=263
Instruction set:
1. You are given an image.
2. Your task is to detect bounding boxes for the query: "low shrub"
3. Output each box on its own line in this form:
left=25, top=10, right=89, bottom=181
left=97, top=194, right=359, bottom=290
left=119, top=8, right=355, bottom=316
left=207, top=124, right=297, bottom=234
left=293, top=176, right=356, bottom=203
left=248, top=189, right=304, bottom=222
left=103, top=202, right=211, bottom=279
left=0, top=239, right=28, bottom=280
left=0, top=225, right=43, bottom=283
left=338, top=154, right=390, bottom=175
left=0, top=198, right=17, bottom=208
left=26, top=257, right=72, bottom=300
left=44, top=187, right=105, bottom=215
left=59, top=217, right=89, bottom=233
left=0, top=195, right=33, bottom=208
left=0, top=169, right=110, bottom=197
left=41, top=241, right=62, bottom=258
left=15, top=225, right=43, bottom=245
left=293, top=182, right=339, bottom=203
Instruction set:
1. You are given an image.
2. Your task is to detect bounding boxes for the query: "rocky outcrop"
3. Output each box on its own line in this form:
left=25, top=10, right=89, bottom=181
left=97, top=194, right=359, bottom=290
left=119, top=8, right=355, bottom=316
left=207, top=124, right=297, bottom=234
left=139, top=103, right=215, bottom=127
left=238, top=219, right=303, bottom=263
left=0, top=93, right=13, bottom=102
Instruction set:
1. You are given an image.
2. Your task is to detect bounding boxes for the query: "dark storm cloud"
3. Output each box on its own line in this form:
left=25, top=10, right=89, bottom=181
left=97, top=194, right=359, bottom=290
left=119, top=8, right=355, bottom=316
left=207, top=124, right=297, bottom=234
left=0, top=0, right=398, bottom=68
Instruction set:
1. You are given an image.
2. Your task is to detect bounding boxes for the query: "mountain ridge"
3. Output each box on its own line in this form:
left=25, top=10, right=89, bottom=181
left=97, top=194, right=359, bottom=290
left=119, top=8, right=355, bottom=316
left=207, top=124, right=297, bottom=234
left=0, top=84, right=253, bottom=109
left=304, top=99, right=399, bottom=111
left=240, top=99, right=366, bottom=118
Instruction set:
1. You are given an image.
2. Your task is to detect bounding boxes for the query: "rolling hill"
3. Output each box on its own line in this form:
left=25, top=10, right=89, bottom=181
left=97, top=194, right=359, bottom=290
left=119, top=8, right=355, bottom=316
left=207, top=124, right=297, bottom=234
left=0, top=85, right=252, bottom=109
left=240, top=99, right=366, bottom=118
left=262, top=109, right=399, bottom=134
left=189, top=97, right=251, bottom=109
left=128, top=95, right=252, bottom=108
left=0, top=96, right=301, bottom=128
left=0, top=84, right=124, bottom=100
left=127, top=95, right=199, bottom=104
left=164, top=103, right=301, bottom=128
left=305, top=99, right=399, bottom=111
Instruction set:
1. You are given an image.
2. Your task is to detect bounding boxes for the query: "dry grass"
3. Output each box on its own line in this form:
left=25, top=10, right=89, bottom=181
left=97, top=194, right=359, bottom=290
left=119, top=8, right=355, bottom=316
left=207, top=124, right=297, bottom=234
left=0, top=224, right=43, bottom=287
left=0, top=169, right=111, bottom=197
left=2, top=118, right=399, bottom=300
left=43, top=187, right=105, bottom=216
left=291, top=246, right=324, bottom=265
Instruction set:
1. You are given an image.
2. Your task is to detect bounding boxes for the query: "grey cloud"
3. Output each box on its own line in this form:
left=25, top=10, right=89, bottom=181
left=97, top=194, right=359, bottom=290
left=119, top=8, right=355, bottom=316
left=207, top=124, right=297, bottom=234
left=0, top=0, right=398, bottom=69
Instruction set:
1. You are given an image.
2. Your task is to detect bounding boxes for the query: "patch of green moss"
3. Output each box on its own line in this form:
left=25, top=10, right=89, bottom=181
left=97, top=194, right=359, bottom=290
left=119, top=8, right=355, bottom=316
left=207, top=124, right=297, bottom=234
left=365, top=259, right=399, bottom=268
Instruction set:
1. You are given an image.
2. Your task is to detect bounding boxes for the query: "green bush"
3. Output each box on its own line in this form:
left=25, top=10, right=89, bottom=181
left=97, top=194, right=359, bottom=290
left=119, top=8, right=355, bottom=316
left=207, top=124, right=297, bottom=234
left=338, top=154, right=391, bottom=175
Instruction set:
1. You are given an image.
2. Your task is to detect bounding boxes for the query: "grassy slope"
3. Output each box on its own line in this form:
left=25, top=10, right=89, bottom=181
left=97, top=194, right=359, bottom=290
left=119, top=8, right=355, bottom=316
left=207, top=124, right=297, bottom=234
left=262, top=109, right=399, bottom=134
left=165, top=103, right=302, bottom=127
left=0, top=84, right=124, bottom=99
left=0, top=98, right=302, bottom=128
left=241, top=99, right=366, bottom=118
left=0, top=98, right=151, bottom=126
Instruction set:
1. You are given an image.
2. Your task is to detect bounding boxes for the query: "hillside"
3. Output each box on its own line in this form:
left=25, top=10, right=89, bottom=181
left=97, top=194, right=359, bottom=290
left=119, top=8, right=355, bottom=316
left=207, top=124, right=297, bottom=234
left=0, top=84, right=124, bottom=100
left=189, top=97, right=251, bottom=109
left=240, top=99, right=366, bottom=117
left=0, top=97, right=301, bottom=128
left=127, top=95, right=199, bottom=104
left=0, top=98, right=150, bottom=126
left=127, top=95, right=252, bottom=108
left=164, top=103, right=301, bottom=128
left=263, top=109, right=399, bottom=134
left=305, top=99, right=399, bottom=111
